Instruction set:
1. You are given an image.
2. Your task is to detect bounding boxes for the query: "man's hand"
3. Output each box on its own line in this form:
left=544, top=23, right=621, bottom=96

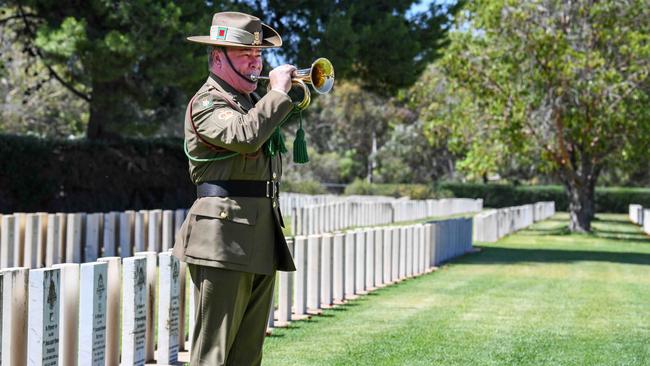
left=269, top=65, right=297, bottom=94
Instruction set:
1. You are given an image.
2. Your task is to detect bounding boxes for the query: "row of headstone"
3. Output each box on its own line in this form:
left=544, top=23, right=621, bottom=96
left=628, top=204, right=650, bottom=235
left=0, top=209, right=187, bottom=269
left=473, top=202, right=555, bottom=242
left=1, top=208, right=558, bottom=364
left=291, top=198, right=483, bottom=236
left=279, top=193, right=397, bottom=219
left=270, top=218, right=475, bottom=329
left=0, top=251, right=186, bottom=365
left=0, top=195, right=483, bottom=268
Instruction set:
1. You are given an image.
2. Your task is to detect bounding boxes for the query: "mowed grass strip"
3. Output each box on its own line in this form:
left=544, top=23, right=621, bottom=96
left=262, top=213, right=650, bottom=366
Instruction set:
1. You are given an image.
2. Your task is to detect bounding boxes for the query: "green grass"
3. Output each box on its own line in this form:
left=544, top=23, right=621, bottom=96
left=262, top=213, right=650, bottom=365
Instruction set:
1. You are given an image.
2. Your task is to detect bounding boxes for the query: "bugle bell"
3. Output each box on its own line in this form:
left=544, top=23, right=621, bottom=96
left=250, top=57, right=335, bottom=110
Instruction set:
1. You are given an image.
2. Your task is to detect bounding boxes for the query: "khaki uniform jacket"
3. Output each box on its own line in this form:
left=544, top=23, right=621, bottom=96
left=172, top=74, right=296, bottom=274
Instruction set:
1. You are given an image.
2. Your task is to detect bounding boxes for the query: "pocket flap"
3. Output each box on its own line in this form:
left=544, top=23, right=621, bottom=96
left=190, top=197, right=257, bottom=225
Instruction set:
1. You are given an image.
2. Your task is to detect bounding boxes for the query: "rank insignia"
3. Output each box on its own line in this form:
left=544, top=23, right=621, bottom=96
left=218, top=110, right=235, bottom=120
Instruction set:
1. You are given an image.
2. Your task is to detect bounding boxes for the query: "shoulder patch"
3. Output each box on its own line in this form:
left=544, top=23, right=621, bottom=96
left=197, top=94, right=214, bottom=108
left=217, top=110, right=235, bottom=120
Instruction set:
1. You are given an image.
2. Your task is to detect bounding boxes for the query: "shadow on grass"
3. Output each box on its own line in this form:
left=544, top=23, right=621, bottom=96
left=468, top=246, right=650, bottom=266
left=521, top=226, right=571, bottom=236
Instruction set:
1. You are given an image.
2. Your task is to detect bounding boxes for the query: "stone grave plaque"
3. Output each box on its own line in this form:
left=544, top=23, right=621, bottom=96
left=78, top=262, right=107, bottom=365
left=28, top=268, right=60, bottom=366
left=122, top=257, right=147, bottom=366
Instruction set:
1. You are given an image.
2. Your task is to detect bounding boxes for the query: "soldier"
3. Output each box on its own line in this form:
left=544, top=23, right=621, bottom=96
left=172, top=11, right=296, bottom=365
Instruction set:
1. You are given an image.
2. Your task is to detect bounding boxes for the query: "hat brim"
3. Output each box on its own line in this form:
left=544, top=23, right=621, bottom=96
left=187, top=23, right=282, bottom=48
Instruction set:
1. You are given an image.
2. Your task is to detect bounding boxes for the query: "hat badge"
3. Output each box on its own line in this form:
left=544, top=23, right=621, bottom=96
left=253, top=32, right=261, bottom=46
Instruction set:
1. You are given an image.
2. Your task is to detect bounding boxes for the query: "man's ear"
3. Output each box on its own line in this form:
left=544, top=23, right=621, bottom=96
left=212, top=48, right=222, bottom=68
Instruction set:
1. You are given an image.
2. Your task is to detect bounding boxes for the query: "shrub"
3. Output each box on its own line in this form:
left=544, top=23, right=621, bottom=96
left=439, top=182, right=650, bottom=213
left=281, top=179, right=327, bottom=194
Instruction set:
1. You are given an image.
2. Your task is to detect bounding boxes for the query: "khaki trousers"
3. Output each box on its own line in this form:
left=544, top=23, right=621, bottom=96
left=188, top=264, right=275, bottom=366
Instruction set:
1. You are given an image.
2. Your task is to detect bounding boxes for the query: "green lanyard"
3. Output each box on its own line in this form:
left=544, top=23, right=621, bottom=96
left=184, top=106, right=309, bottom=164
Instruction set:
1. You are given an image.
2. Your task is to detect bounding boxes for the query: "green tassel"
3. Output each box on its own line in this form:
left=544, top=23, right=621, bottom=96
left=266, top=127, right=287, bottom=157
left=293, top=112, right=309, bottom=164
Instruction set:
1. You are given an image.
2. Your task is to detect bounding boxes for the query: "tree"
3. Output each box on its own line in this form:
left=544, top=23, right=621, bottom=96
left=419, top=0, right=650, bottom=232
left=260, top=0, right=462, bottom=96
left=1, top=1, right=460, bottom=139
left=1, top=1, right=215, bottom=139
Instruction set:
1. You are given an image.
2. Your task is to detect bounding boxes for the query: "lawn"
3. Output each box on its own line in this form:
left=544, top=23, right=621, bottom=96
left=261, top=213, right=650, bottom=365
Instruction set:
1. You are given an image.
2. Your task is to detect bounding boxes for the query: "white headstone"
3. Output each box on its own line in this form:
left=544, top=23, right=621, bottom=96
left=399, top=227, right=407, bottom=279
left=24, top=214, right=42, bottom=268
left=11, top=214, right=26, bottom=268
left=55, top=213, right=66, bottom=265
left=365, top=229, right=375, bottom=290
left=177, top=261, right=187, bottom=351
left=44, top=214, right=61, bottom=267
left=320, top=234, right=333, bottom=307
left=147, top=210, right=162, bottom=253
left=78, top=262, right=108, bottom=365
left=65, top=213, right=83, bottom=263
left=119, top=211, right=135, bottom=258
left=354, top=230, right=366, bottom=294
left=161, top=210, right=174, bottom=252
left=97, top=257, right=121, bottom=366
left=1, top=267, right=29, bottom=366
left=27, top=267, right=60, bottom=366
left=134, top=251, right=157, bottom=362
left=103, top=212, right=118, bottom=257
left=306, top=235, right=321, bottom=311
left=277, top=267, right=293, bottom=326
left=84, top=213, right=102, bottom=262
left=374, top=229, right=383, bottom=286
left=52, top=263, right=79, bottom=366
left=134, top=212, right=147, bottom=253
left=382, top=228, right=392, bottom=284
left=157, top=252, right=180, bottom=364
left=332, top=233, right=345, bottom=303
left=293, top=236, right=308, bottom=316
left=391, top=228, right=399, bottom=281
left=1, top=215, right=16, bottom=268
left=344, top=231, right=356, bottom=297
left=121, top=256, right=147, bottom=366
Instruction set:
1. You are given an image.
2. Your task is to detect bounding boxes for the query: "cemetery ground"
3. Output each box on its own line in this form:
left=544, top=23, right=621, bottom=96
left=261, top=213, right=650, bottom=365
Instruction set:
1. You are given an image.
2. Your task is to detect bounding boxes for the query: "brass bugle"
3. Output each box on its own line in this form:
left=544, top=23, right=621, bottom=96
left=250, top=57, right=335, bottom=110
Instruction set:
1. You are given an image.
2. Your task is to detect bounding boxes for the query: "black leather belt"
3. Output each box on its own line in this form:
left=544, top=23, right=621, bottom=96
left=197, top=180, right=280, bottom=199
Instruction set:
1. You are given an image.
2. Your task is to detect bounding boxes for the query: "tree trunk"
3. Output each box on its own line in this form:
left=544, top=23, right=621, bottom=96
left=566, top=181, right=592, bottom=232
left=86, top=79, right=126, bottom=140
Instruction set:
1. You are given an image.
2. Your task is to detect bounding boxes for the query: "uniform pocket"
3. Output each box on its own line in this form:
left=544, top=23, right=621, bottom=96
left=184, top=198, right=258, bottom=265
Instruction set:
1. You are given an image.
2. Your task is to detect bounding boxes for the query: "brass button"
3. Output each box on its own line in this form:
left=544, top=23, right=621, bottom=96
left=219, top=211, right=228, bottom=219
left=272, top=172, right=277, bottom=179
left=272, top=201, right=277, bottom=208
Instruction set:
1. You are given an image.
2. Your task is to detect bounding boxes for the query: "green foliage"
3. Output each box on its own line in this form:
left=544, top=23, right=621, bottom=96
left=280, top=179, right=327, bottom=195
left=0, top=134, right=193, bottom=213
left=1, top=1, right=460, bottom=138
left=344, top=179, right=453, bottom=200
left=264, top=0, right=461, bottom=96
left=440, top=182, right=650, bottom=213
left=416, top=0, right=650, bottom=230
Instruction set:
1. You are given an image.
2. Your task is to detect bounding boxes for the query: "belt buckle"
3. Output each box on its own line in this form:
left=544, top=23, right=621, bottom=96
left=266, top=180, right=279, bottom=199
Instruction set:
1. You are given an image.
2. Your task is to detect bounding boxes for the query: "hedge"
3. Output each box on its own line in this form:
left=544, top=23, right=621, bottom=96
left=0, top=135, right=194, bottom=213
left=439, top=183, right=650, bottom=213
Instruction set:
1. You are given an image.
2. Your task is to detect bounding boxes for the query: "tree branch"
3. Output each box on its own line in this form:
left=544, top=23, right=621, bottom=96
left=16, top=5, right=92, bottom=102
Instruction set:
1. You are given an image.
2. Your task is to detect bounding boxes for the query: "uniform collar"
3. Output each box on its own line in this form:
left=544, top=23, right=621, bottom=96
left=207, top=73, right=253, bottom=107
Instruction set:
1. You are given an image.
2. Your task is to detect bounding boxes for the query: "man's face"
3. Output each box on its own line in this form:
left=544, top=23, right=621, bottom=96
left=213, top=47, right=263, bottom=94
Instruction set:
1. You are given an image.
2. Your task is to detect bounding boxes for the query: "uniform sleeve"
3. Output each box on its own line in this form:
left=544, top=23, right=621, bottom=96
left=191, top=90, right=293, bottom=154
